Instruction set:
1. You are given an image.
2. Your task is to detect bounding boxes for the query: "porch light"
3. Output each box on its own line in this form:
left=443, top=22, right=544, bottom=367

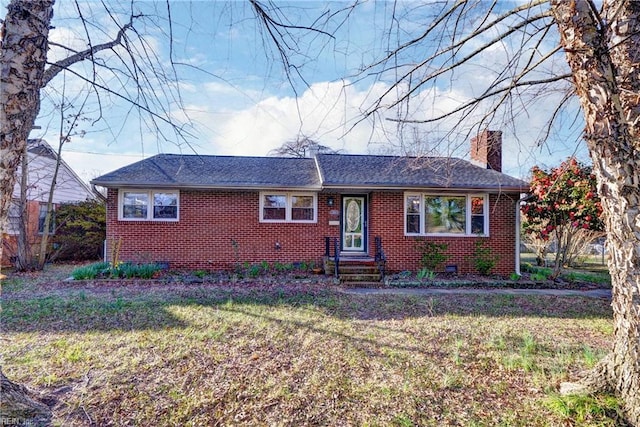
left=327, top=196, right=335, bottom=207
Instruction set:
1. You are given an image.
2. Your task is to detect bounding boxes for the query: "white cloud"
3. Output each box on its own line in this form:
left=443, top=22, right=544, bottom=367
left=205, top=81, right=397, bottom=156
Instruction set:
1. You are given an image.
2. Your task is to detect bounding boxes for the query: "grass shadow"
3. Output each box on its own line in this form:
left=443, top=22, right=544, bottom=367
left=2, top=281, right=612, bottom=334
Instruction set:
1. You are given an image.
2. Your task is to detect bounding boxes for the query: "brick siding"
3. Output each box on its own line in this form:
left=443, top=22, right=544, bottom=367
left=1, top=200, right=50, bottom=267
left=105, top=188, right=520, bottom=275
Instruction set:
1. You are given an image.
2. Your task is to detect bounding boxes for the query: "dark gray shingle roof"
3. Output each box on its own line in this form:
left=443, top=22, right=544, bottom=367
left=315, top=154, right=527, bottom=191
left=91, top=154, right=321, bottom=189
left=91, top=153, right=527, bottom=192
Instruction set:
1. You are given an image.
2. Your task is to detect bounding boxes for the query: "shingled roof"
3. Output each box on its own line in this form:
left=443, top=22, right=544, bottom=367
left=91, top=153, right=527, bottom=192
left=315, top=154, right=527, bottom=191
left=91, top=154, right=321, bottom=190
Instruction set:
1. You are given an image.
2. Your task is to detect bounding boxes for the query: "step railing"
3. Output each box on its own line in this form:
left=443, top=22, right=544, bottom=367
left=374, top=236, right=386, bottom=281
left=323, top=236, right=340, bottom=279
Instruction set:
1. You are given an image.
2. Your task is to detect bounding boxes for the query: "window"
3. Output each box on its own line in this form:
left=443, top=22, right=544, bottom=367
left=153, top=192, right=178, bottom=219
left=406, top=195, right=421, bottom=234
left=122, top=192, right=148, bottom=219
left=262, top=194, right=286, bottom=220
left=260, top=192, right=317, bottom=223
left=120, top=190, right=179, bottom=221
left=471, top=196, right=486, bottom=234
left=38, top=204, right=55, bottom=234
left=292, top=195, right=314, bottom=221
left=405, top=193, right=488, bottom=236
left=6, top=202, right=21, bottom=235
left=425, top=196, right=466, bottom=234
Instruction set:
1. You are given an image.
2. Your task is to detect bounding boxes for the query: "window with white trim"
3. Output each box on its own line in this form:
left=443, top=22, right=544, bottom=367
left=119, top=190, right=179, bottom=221
left=260, top=192, right=317, bottom=223
left=404, top=193, right=488, bottom=236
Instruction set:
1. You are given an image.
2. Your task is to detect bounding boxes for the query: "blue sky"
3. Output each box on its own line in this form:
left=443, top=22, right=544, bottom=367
left=6, top=0, right=590, bottom=182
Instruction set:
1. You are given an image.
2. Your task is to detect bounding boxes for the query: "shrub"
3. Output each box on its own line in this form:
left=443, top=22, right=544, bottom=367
left=469, top=240, right=498, bottom=275
left=415, top=240, right=449, bottom=271
left=417, top=268, right=436, bottom=280
left=52, top=200, right=106, bottom=261
left=71, top=262, right=162, bottom=280
left=71, top=262, right=110, bottom=280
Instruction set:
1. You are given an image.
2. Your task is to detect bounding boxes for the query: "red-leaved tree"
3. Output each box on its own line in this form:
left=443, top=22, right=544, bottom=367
left=522, top=157, right=604, bottom=276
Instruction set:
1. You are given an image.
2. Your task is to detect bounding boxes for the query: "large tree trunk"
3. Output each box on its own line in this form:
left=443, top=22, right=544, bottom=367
left=551, top=1, right=640, bottom=424
left=0, top=0, right=54, bottom=263
left=0, top=0, right=55, bottom=423
left=0, top=374, right=52, bottom=426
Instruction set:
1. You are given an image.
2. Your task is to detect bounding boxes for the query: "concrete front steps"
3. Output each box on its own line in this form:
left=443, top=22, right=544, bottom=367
left=324, top=256, right=383, bottom=287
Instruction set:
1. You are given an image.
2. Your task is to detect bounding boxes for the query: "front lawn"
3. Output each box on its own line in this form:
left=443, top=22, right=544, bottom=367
left=1, top=268, right=622, bottom=426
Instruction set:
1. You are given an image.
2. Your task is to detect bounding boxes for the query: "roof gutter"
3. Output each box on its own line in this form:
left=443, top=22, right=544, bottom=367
left=89, top=182, right=324, bottom=192
left=320, top=184, right=527, bottom=193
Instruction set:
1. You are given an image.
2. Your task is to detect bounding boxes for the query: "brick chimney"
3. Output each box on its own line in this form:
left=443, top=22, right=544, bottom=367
left=470, top=129, right=502, bottom=172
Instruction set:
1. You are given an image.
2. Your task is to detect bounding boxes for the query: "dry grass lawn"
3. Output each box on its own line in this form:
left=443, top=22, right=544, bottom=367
left=1, top=265, right=624, bottom=426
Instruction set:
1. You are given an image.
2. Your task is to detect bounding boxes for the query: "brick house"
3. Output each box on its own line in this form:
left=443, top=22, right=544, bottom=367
left=2, top=139, right=96, bottom=267
left=91, top=130, right=528, bottom=276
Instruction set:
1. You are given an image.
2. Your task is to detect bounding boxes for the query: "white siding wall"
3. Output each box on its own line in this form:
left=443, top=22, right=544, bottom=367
left=11, top=144, right=95, bottom=203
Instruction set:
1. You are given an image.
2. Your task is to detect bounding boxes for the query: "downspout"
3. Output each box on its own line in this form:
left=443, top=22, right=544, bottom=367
left=515, top=199, right=521, bottom=275
left=91, top=183, right=107, bottom=202
left=91, top=184, right=107, bottom=263
left=516, top=193, right=533, bottom=275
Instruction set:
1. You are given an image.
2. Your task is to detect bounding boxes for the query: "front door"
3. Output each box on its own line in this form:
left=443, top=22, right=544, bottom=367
left=342, top=196, right=367, bottom=253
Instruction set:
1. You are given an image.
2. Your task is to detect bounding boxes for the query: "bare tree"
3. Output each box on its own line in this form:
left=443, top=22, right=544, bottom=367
left=0, top=0, right=192, bottom=420
left=368, top=1, right=640, bottom=422
left=1, top=0, right=193, bottom=271
left=251, top=0, right=640, bottom=422
left=268, top=136, right=341, bottom=158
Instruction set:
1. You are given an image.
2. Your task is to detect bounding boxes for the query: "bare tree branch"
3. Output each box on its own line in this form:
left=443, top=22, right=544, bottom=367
left=42, top=13, right=137, bottom=86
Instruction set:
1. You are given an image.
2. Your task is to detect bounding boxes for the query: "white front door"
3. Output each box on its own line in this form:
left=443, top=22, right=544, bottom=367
left=342, top=196, right=366, bottom=252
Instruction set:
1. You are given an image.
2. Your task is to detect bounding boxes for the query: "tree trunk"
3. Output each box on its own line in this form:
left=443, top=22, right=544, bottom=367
left=0, top=0, right=54, bottom=269
left=551, top=1, right=640, bottom=424
left=0, top=371, right=52, bottom=426
left=16, top=141, right=34, bottom=271
left=0, top=0, right=55, bottom=423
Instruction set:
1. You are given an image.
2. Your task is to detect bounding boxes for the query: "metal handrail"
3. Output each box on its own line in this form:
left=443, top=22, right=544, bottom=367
left=374, top=236, right=386, bottom=280
left=333, top=237, right=340, bottom=279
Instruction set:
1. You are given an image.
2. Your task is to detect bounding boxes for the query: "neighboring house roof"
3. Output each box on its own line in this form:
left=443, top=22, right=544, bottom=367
left=92, top=153, right=528, bottom=192
left=12, top=139, right=95, bottom=203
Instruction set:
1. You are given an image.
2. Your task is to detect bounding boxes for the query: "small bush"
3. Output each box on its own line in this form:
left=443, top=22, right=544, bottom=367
left=417, top=268, right=436, bottom=280
left=193, top=270, right=208, bottom=279
left=71, top=262, right=111, bottom=280
left=530, top=273, right=549, bottom=281
left=247, top=264, right=262, bottom=278
left=71, top=262, right=161, bottom=280
left=469, top=240, right=498, bottom=275
left=416, top=240, right=449, bottom=271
